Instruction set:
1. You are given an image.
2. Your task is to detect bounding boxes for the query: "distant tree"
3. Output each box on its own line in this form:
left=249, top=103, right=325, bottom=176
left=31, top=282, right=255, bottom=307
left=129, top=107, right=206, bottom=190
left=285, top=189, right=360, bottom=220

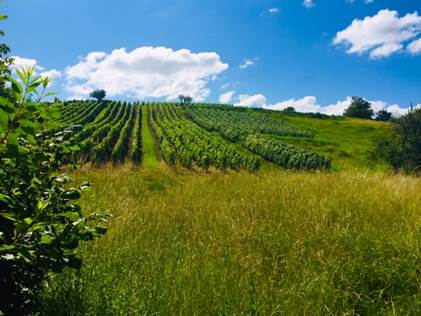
left=178, top=95, right=192, bottom=105
left=375, top=108, right=421, bottom=173
left=283, top=106, right=296, bottom=114
left=344, top=97, right=374, bottom=119
left=375, top=110, right=392, bottom=121
left=90, top=89, right=106, bottom=101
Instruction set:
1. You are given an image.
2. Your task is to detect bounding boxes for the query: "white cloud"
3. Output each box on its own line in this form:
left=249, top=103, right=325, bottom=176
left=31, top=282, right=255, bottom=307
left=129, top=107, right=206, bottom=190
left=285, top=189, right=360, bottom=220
left=263, top=96, right=321, bottom=113
left=11, top=56, right=43, bottom=71
left=232, top=92, right=412, bottom=117
left=65, top=46, right=229, bottom=101
left=239, top=58, right=257, bottom=70
left=235, top=94, right=267, bottom=108
left=333, top=9, right=421, bottom=59
left=219, top=90, right=235, bottom=104
left=40, top=69, right=62, bottom=81
left=303, top=0, right=315, bottom=9
left=11, top=56, right=61, bottom=84
left=269, top=8, right=279, bottom=14
left=408, top=38, right=421, bottom=55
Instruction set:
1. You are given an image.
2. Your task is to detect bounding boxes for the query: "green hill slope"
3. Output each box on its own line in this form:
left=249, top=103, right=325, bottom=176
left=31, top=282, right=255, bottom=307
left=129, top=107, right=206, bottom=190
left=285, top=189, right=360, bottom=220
left=280, top=114, right=394, bottom=171
left=60, top=101, right=394, bottom=171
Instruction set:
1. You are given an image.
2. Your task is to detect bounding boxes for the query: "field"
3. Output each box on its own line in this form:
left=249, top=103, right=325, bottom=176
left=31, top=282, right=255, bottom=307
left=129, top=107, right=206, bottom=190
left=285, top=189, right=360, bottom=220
left=34, top=101, right=420, bottom=315
left=59, top=101, right=392, bottom=172
left=37, top=165, right=421, bottom=315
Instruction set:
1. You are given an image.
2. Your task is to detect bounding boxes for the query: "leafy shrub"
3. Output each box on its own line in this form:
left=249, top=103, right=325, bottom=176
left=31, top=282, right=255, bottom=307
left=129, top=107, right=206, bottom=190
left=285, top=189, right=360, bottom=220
left=0, top=66, right=109, bottom=314
left=375, top=108, right=421, bottom=173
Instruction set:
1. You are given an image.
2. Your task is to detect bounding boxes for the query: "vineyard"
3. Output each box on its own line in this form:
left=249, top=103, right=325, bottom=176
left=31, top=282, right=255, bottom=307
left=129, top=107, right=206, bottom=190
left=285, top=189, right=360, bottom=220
left=60, top=101, right=331, bottom=170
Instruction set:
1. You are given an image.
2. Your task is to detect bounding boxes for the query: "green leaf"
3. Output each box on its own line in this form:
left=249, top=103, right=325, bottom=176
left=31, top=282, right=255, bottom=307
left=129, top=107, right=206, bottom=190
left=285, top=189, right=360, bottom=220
left=40, top=235, right=54, bottom=245
left=44, top=92, right=57, bottom=98
left=20, top=119, right=36, bottom=136
left=0, top=193, right=11, bottom=203
left=7, top=76, right=23, bottom=96
left=0, top=108, right=8, bottom=129
left=0, top=212, right=17, bottom=222
left=0, top=244, right=15, bottom=253
left=26, top=103, right=38, bottom=112
left=0, top=96, right=15, bottom=112
left=16, top=68, right=26, bottom=84
left=6, top=133, right=19, bottom=157
left=23, top=217, right=33, bottom=226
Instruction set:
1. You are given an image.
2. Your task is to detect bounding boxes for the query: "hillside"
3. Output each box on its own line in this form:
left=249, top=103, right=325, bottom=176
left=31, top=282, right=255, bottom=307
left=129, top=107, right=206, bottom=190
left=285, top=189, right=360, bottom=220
left=60, top=101, right=393, bottom=172
left=31, top=101, right=420, bottom=315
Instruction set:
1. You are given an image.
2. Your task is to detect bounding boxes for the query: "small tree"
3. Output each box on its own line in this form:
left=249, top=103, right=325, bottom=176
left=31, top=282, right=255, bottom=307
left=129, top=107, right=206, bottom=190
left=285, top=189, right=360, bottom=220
left=283, top=106, right=296, bottom=114
left=89, top=89, right=106, bottom=101
left=375, top=110, right=392, bottom=121
left=344, top=97, right=373, bottom=119
left=178, top=95, right=192, bottom=105
left=375, top=108, right=421, bottom=173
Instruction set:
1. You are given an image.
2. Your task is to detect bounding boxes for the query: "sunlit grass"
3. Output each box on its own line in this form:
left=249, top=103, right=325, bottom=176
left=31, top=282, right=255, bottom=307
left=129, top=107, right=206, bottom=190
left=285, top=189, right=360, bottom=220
left=37, top=165, right=421, bottom=315
left=282, top=115, right=394, bottom=171
left=140, top=105, right=159, bottom=167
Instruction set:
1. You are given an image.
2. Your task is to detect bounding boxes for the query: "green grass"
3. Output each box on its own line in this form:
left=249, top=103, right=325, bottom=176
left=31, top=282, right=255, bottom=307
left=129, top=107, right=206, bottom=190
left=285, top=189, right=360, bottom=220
left=38, top=166, right=421, bottom=315
left=141, top=105, right=159, bottom=166
left=280, top=115, right=394, bottom=171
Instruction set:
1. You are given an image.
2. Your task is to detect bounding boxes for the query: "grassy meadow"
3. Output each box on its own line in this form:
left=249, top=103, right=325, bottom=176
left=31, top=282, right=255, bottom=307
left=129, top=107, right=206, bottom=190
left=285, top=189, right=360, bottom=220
left=282, top=115, right=395, bottom=171
left=37, top=165, right=421, bottom=315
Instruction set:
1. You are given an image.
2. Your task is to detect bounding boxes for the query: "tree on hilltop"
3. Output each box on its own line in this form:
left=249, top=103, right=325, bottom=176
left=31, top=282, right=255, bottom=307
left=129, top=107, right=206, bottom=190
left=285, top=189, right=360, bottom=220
left=375, top=110, right=392, bottom=121
left=90, top=89, right=106, bottom=101
left=178, top=95, right=192, bottom=105
left=344, top=97, right=373, bottom=119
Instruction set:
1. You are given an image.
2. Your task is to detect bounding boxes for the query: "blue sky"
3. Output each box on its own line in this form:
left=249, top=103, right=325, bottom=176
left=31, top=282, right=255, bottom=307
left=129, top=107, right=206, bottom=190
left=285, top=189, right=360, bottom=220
left=2, top=0, right=421, bottom=115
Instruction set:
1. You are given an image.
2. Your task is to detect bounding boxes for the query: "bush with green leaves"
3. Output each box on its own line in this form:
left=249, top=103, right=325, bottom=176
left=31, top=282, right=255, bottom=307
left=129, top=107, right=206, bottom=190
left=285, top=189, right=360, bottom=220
left=375, top=108, right=421, bottom=173
left=0, top=66, right=109, bottom=314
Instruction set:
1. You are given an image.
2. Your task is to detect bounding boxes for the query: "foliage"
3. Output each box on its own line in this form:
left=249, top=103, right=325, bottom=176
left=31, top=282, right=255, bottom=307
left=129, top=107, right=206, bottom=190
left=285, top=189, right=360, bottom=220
left=186, top=105, right=329, bottom=170
left=0, top=67, right=109, bottom=314
left=283, top=106, right=296, bottom=114
left=375, top=109, right=392, bottom=121
left=129, top=104, right=142, bottom=164
left=0, top=14, right=13, bottom=98
left=89, top=89, right=106, bottom=101
left=150, top=104, right=261, bottom=171
left=376, top=108, right=421, bottom=173
left=344, top=97, right=373, bottom=119
left=178, top=95, right=192, bottom=105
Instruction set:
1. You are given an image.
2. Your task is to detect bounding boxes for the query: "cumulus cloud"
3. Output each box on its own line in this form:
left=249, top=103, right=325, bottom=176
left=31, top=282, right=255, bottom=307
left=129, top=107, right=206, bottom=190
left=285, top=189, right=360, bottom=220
left=235, top=94, right=267, bottom=108
left=40, top=69, right=62, bottom=81
left=239, top=58, right=257, bottom=70
left=230, top=91, right=412, bottom=117
left=303, top=0, right=315, bottom=9
left=333, top=9, right=421, bottom=59
left=11, top=56, right=62, bottom=83
left=263, top=96, right=321, bottom=113
left=65, top=46, right=229, bottom=101
left=408, top=38, right=421, bottom=55
left=11, top=56, right=43, bottom=71
left=219, top=90, right=235, bottom=104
